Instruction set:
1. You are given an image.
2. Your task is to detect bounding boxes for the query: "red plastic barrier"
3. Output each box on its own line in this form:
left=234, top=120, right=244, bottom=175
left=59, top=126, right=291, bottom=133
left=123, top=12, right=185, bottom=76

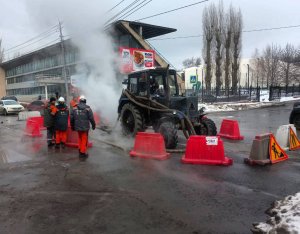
left=28, top=116, right=46, bottom=130
left=181, top=135, right=233, bottom=166
left=130, top=132, right=170, bottom=160
left=65, top=126, right=93, bottom=148
left=24, top=119, right=43, bottom=137
left=217, top=119, right=244, bottom=140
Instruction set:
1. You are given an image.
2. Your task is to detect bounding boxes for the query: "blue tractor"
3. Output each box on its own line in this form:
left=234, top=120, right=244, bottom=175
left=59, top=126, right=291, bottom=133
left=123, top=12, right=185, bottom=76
left=118, top=67, right=217, bottom=149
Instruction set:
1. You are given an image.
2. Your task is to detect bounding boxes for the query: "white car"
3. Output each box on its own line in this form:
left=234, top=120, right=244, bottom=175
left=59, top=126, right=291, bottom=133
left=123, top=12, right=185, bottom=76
left=0, top=99, right=24, bottom=115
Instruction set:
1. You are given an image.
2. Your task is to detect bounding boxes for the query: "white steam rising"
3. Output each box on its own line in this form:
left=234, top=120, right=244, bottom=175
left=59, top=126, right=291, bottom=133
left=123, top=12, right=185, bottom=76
left=26, top=0, right=121, bottom=121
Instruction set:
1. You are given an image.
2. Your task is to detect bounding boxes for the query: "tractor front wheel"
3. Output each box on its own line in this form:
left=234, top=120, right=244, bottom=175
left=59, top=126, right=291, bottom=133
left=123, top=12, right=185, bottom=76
left=120, top=103, right=143, bottom=136
left=158, top=121, right=178, bottom=149
left=195, top=118, right=217, bottom=136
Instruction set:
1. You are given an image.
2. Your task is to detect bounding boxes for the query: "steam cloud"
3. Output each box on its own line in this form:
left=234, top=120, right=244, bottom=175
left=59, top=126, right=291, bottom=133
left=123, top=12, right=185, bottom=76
left=26, top=0, right=121, bottom=122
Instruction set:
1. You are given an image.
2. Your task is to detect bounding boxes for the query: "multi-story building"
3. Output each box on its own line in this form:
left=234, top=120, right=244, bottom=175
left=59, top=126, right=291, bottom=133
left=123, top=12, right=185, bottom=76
left=0, top=20, right=176, bottom=101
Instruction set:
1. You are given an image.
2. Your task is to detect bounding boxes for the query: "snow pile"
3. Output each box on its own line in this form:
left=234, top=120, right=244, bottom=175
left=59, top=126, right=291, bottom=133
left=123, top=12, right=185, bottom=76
left=252, top=192, right=300, bottom=233
left=198, top=102, right=281, bottom=113
left=198, top=103, right=235, bottom=113
left=280, top=96, right=300, bottom=102
left=198, top=96, right=300, bottom=113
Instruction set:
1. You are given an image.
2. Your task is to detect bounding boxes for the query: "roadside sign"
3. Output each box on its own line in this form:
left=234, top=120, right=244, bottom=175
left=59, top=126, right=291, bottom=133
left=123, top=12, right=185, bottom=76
left=206, top=136, right=218, bottom=145
left=289, top=127, right=300, bottom=150
left=190, top=75, right=197, bottom=83
left=269, top=134, right=288, bottom=163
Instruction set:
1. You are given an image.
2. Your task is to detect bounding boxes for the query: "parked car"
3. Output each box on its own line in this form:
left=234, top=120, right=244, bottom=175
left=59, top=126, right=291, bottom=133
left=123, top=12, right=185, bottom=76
left=0, top=100, right=24, bottom=115
left=27, top=100, right=47, bottom=114
left=1, top=96, right=18, bottom=102
left=289, top=102, right=300, bottom=130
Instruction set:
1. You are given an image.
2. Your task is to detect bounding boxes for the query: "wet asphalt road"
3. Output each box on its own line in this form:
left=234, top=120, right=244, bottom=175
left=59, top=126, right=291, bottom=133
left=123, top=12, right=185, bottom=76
left=0, top=102, right=299, bottom=234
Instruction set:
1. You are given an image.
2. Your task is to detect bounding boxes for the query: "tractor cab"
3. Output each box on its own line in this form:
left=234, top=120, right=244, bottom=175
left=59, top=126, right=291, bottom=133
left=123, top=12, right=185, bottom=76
left=126, top=68, right=179, bottom=104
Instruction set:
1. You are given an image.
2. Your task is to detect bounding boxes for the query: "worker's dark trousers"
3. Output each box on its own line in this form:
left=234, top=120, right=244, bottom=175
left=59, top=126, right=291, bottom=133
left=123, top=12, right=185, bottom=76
left=47, top=126, right=55, bottom=145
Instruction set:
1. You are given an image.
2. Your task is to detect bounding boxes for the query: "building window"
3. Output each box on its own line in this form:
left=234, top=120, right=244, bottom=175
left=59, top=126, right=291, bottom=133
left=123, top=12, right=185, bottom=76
left=120, top=35, right=130, bottom=47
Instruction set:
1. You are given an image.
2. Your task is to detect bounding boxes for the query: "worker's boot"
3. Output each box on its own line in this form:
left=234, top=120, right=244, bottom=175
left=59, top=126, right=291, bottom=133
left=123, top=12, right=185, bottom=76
left=61, top=142, right=65, bottom=149
left=79, top=152, right=86, bottom=161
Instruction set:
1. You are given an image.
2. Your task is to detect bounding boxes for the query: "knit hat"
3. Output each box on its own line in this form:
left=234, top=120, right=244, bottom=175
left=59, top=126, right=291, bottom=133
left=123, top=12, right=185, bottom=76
left=50, top=97, right=56, bottom=102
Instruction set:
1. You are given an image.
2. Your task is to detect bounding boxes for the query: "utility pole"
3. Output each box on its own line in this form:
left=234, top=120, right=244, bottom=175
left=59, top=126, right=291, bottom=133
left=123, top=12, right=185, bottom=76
left=201, top=68, right=204, bottom=102
left=59, top=21, right=69, bottom=103
left=247, top=64, right=250, bottom=92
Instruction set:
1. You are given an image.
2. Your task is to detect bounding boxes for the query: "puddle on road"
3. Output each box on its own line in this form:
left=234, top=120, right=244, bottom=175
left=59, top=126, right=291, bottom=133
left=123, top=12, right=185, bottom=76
left=0, top=148, right=32, bottom=164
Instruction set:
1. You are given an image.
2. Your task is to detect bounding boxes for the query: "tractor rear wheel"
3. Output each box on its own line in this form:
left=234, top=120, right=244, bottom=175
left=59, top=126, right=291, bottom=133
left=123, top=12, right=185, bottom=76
left=120, top=103, right=143, bottom=136
left=195, top=118, right=217, bottom=136
left=158, top=121, right=178, bottom=149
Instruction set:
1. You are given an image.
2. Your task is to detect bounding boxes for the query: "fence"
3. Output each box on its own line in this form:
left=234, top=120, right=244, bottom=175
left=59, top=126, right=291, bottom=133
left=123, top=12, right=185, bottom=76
left=269, top=84, right=300, bottom=101
left=184, top=86, right=262, bottom=103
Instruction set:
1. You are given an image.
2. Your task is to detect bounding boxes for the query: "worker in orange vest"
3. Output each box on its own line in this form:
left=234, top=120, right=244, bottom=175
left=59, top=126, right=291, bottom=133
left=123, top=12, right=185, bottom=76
left=43, top=97, right=57, bottom=147
left=55, top=97, right=69, bottom=149
left=70, top=95, right=78, bottom=112
left=70, top=96, right=96, bottom=159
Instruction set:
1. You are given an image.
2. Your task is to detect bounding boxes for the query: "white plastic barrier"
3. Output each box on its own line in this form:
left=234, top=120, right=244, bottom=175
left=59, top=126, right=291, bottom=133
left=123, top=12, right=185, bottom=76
left=275, top=124, right=297, bottom=150
left=18, top=111, right=41, bottom=121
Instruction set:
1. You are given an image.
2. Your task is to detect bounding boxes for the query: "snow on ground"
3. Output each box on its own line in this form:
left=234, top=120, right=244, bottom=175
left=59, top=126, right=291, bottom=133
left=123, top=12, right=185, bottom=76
left=199, top=96, right=300, bottom=113
left=252, top=192, right=300, bottom=233
left=280, top=96, right=300, bottom=102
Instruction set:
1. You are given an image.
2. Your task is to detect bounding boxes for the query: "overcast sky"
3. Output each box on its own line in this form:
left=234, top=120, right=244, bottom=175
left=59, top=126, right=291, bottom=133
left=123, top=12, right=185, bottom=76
left=1, top=0, right=300, bottom=68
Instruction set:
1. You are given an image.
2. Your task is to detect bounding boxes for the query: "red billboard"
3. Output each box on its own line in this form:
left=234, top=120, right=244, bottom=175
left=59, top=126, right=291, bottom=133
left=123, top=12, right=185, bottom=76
left=119, top=47, right=155, bottom=74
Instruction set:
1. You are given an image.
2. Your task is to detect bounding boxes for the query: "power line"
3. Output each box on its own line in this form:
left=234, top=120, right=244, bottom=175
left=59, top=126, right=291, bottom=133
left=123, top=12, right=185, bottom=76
left=149, top=24, right=300, bottom=41
left=243, top=24, right=300, bottom=33
left=150, top=35, right=202, bottom=41
left=106, top=0, right=127, bottom=13
left=105, top=0, right=141, bottom=25
left=119, top=0, right=152, bottom=20
left=4, top=38, right=60, bottom=61
left=3, top=29, right=58, bottom=55
left=22, top=38, right=60, bottom=55
left=4, top=24, right=58, bottom=52
left=134, top=0, right=209, bottom=21
left=146, top=39, right=176, bottom=69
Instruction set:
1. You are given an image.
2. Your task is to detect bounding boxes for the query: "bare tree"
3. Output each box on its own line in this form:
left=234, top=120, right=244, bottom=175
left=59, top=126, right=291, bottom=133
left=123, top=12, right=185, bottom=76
left=231, top=8, right=243, bottom=94
left=261, top=45, right=272, bottom=88
left=182, top=57, right=201, bottom=68
left=280, top=43, right=298, bottom=86
left=260, top=44, right=281, bottom=87
left=0, top=39, right=4, bottom=63
left=224, top=5, right=233, bottom=95
left=251, top=48, right=261, bottom=87
left=270, top=44, right=281, bottom=86
left=294, top=47, right=300, bottom=82
left=213, top=1, right=224, bottom=96
left=202, top=5, right=215, bottom=91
